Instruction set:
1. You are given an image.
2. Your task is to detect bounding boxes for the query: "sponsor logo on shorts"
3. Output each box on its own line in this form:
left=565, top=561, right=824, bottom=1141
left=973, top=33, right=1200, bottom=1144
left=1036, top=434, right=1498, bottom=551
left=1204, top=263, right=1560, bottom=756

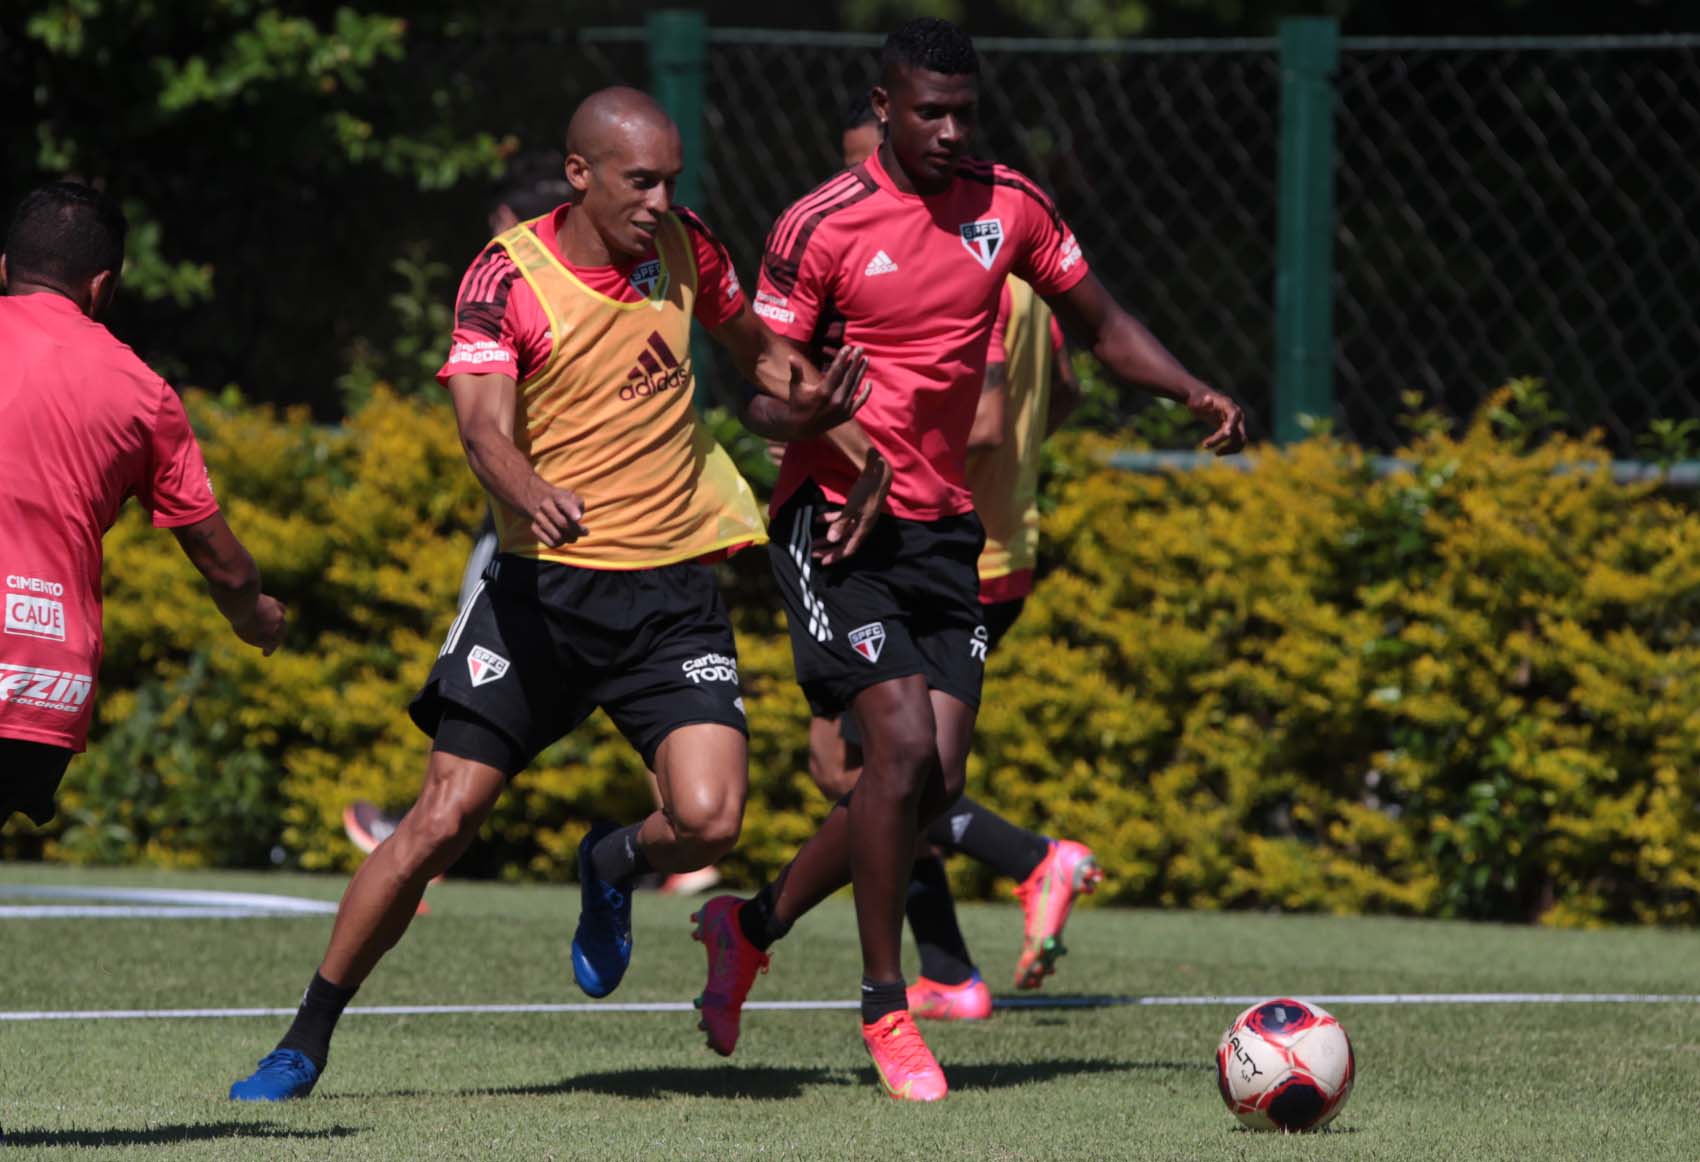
left=849, top=622, right=886, bottom=664
left=622, top=331, right=692, bottom=400
left=969, top=624, right=989, bottom=663
left=0, top=662, right=92, bottom=714
left=682, top=652, right=739, bottom=685
left=466, top=645, right=509, bottom=688
left=959, top=218, right=1005, bottom=270
left=6, top=576, right=66, bottom=642
left=733, top=696, right=746, bottom=716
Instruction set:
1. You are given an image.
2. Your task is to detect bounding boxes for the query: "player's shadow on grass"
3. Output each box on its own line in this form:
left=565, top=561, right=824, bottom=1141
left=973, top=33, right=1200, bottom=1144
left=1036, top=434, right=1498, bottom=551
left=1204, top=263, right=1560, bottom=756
left=2, top=1122, right=359, bottom=1149
left=944, top=1058, right=1211, bottom=1091
left=440, top=1057, right=1204, bottom=1102
left=468, top=1064, right=853, bottom=1101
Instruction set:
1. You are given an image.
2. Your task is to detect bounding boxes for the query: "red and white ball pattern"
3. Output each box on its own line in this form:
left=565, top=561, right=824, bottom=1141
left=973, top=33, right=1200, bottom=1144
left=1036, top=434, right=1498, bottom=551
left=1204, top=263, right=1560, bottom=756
left=1216, top=998, right=1354, bottom=1132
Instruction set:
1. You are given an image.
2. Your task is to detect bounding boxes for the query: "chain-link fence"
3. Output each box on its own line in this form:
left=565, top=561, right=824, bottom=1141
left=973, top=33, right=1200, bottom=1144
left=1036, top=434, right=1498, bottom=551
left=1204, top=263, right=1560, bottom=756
left=559, top=25, right=1698, bottom=455
left=1336, top=38, right=1700, bottom=450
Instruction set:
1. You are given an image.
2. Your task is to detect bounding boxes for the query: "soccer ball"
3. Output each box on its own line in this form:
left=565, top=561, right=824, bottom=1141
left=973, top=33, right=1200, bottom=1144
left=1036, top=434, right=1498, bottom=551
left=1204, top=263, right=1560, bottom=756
left=1215, top=998, right=1354, bottom=1132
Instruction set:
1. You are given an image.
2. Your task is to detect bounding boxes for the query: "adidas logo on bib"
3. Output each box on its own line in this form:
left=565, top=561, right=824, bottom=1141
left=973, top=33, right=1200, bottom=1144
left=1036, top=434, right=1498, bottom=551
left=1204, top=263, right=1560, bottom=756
left=863, top=250, right=899, bottom=277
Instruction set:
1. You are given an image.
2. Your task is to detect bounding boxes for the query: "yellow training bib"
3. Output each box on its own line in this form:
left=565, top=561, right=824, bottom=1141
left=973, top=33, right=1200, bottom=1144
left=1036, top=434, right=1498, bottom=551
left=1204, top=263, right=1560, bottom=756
left=490, top=214, right=767, bottom=569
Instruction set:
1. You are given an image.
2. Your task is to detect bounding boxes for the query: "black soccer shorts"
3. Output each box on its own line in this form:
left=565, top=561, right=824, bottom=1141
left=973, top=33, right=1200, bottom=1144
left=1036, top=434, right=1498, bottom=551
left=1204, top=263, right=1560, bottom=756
left=838, top=595, right=1025, bottom=746
left=769, top=480, right=988, bottom=720
left=0, top=737, right=74, bottom=825
left=409, top=554, right=748, bottom=773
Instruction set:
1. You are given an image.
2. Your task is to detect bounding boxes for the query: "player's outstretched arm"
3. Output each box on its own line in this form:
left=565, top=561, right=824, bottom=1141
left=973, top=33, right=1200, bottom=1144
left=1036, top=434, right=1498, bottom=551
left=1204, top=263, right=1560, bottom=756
left=446, top=372, right=586, bottom=548
left=1048, top=273, right=1247, bottom=454
left=170, top=514, right=287, bottom=655
left=708, top=308, right=871, bottom=440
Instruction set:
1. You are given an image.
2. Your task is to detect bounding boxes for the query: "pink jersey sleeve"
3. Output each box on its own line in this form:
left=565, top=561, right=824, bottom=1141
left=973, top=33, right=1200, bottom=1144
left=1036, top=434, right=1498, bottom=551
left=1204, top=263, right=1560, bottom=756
left=435, top=243, right=550, bottom=385
left=676, top=207, right=747, bottom=329
left=1009, top=178, right=1089, bottom=299
left=986, top=281, right=1015, bottom=364
left=755, top=204, right=834, bottom=345
left=142, top=386, right=220, bottom=529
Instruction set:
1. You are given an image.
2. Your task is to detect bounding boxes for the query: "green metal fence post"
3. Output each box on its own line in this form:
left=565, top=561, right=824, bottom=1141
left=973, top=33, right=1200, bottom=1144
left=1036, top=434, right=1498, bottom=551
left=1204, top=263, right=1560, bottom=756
left=647, top=9, right=716, bottom=410
left=1274, top=17, right=1338, bottom=444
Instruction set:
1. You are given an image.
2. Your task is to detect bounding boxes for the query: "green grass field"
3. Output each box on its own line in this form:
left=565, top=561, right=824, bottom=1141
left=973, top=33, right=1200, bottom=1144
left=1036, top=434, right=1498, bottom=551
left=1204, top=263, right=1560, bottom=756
left=1, top=864, right=1695, bottom=1160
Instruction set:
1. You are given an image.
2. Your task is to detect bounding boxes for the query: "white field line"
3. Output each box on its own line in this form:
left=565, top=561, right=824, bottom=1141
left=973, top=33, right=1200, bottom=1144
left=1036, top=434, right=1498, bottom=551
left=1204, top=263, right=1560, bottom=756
left=0, top=885, right=338, bottom=918
left=3, top=993, right=1697, bottom=1023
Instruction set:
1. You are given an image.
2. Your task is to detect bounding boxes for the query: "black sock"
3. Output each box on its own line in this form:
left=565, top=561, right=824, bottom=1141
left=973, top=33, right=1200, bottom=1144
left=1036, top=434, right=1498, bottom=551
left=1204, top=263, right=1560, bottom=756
left=926, top=796, right=1051, bottom=882
left=906, top=855, right=975, bottom=986
left=590, top=822, right=652, bottom=886
left=737, top=879, right=793, bottom=952
left=275, top=972, right=358, bottom=1071
left=861, top=976, right=908, bottom=1025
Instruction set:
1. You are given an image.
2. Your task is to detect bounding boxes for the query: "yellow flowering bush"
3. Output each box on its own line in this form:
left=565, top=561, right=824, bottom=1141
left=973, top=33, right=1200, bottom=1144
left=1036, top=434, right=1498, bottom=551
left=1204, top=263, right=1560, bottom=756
left=22, top=382, right=1700, bottom=927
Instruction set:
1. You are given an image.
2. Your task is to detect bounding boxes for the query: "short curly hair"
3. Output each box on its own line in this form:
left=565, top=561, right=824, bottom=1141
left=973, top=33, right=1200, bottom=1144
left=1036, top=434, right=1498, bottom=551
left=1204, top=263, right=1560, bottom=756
left=881, top=17, right=978, bottom=84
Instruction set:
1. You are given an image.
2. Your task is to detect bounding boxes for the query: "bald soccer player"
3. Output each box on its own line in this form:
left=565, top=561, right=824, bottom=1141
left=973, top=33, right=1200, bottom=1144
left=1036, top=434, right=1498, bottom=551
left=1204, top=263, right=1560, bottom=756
left=228, top=87, right=885, bottom=1102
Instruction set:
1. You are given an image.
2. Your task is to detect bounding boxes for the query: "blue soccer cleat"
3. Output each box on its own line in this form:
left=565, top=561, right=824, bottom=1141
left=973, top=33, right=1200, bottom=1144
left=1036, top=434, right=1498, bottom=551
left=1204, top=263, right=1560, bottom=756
left=571, top=822, right=634, bottom=998
left=228, top=1048, right=320, bottom=1101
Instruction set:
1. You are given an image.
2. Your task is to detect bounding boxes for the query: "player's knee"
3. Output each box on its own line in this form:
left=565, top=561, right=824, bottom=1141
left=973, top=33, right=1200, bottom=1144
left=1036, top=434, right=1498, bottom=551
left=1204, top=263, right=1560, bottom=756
left=863, top=722, right=936, bottom=801
left=404, top=797, right=481, bottom=865
left=401, top=772, right=490, bottom=867
left=667, top=782, right=745, bottom=855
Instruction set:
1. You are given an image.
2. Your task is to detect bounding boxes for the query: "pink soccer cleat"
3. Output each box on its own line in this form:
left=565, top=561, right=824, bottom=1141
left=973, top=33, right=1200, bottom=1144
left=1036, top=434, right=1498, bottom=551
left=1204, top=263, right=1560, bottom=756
left=907, top=972, right=993, bottom=1021
left=1011, top=839, right=1103, bottom=990
left=691, top=896, right=769, bottom=1056
left=862, top=1011, right=949, bottom=1102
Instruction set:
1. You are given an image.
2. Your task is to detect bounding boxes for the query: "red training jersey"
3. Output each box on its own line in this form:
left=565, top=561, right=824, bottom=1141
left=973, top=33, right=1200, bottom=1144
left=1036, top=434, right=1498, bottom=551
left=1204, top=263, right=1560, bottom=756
left=756, top=149, right=1088, bottom=520
left=0, top=293, right=219, bottom=750
left=437, top=202, right=746, bottom=384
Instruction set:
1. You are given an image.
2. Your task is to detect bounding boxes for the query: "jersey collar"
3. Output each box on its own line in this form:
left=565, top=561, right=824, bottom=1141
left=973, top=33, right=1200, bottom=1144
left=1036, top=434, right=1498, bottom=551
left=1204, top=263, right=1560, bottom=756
left=865, top=148, right=959, bottom=203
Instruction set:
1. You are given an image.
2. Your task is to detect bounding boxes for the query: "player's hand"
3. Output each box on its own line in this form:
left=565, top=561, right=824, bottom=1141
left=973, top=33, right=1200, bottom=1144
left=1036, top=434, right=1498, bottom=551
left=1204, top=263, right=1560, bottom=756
left=813, top=451, right=891, bottom=565
left=783, top=344, right=871, bottom=438
left=232, top=594, right=288, bottom=656
left=1186, top=384, right=1248, bottom=455
left=527, top=483, right=588, bottom=547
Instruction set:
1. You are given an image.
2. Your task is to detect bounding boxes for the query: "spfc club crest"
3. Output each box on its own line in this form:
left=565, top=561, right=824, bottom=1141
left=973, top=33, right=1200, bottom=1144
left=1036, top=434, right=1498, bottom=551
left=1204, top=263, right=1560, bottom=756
left=467, top=644, right=510, bottom=687
left=629, top=258, right=667, bottom=299
left=848, top=622, right=886, bottom=664
left=959, top=218, right=1005, bottom=270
